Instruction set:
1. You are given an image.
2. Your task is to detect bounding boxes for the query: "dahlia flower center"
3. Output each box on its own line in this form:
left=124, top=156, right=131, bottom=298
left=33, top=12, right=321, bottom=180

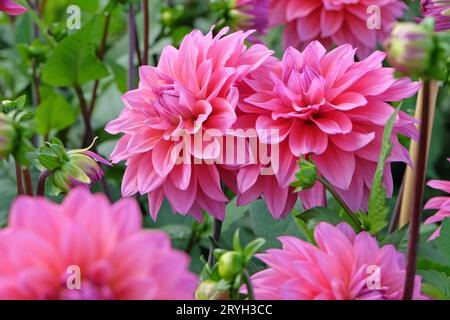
left=154, top=85, right=212, bottom=136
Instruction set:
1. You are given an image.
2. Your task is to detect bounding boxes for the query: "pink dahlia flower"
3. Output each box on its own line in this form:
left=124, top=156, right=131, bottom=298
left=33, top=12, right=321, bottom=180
left=106, top=28, right=272, bottom=221
left=424, top=159, right=450, bottom=240
left=236, top=42, right=419, bottom=217
left=0, top=189, right=197, bottom=300
left=0, top=0, right=27, bottom=15
left=421, top=0, right=450, bottom=31
left=251, top=222, right=427, bottom=300
left=271, top=0, right=407, bottom=57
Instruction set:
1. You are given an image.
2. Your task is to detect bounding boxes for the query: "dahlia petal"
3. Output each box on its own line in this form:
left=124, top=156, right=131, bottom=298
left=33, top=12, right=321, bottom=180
left=314, top=144, right=355, bottom=190
left=312, top=111, right=352, bottom=135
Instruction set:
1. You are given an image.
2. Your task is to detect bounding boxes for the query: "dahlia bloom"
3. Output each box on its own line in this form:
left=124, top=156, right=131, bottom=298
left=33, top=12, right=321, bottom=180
left=270, top=0, right=407, bottom=57
left=106, top=28, right=272, bottom=221
left=251, top=222, right=426, bottom=300
left=421, top=0, right=450, bottom=31
left=0, top=0, right=27, bottom=15
left=424, top=159, right=450, bottom=240
left=236, top=42, right=419, bottom=216
left=0, top=188, right=197, bottom=300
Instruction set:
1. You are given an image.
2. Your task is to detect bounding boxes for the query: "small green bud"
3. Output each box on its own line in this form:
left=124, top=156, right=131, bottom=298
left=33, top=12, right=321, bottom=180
left=291, top=159, right=317, bottom=192
left=218, top=251, right=244, bottom=280
left=0, top=113, right=17, bottom=160
left=385, top=20, right=435, bottom=77
left=195, top=280, right=230, bottom=300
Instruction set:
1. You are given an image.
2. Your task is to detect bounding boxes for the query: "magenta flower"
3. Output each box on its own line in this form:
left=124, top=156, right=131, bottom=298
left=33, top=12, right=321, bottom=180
left=106, top=28, right=272, bottom=221
left=251, top=222, right=427, bottom=300
left=0, top=0, right=27, bottom=15
left=270, top=0, right=407, bottom=57
left=0, top=189, right=197, bottom=300
left=235, top=42, right=419, bottom=217
left=424, top=159, right=450, bottom=240
left=421, top=0, right=450, bottom=31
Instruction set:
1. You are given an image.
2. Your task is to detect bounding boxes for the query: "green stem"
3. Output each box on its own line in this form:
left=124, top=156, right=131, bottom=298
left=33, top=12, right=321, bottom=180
left=316, top=176, right=361, bottom=229
left=243, top=270, right=255, bottom=300
left=16, top=0, right=56, bottom=48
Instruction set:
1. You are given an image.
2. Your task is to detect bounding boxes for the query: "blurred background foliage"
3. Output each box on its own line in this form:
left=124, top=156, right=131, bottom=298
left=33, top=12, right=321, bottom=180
left=0, top=0, right=448, bottom=275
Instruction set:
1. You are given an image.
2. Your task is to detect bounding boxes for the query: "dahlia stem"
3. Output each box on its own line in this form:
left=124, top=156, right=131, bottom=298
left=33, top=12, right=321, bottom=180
left=14, top=161, right=24, bottom=195
left=243, top=270, right=255, bottom=300
left=37, top=170, right=50, bottom=196
left=75, top=86, right=94, bottom=146
left=22, top=168, right=33, bottom=196
left=142, top=0, right=150, bottom=66
left=316, top=176, right=361, bottom=229
left=399, top=80, right=439, bottom=227
left=128, top=2, right=137, bottom=90
left=403, top=80, right=433, bottom=300
left=208, top=218, right=223, bottom=266
left=88, top=11, right=111, bottom=118
left=388, top=179, right=404, bottom=234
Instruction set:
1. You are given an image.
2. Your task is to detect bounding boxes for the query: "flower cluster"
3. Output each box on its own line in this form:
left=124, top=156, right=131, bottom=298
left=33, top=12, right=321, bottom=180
left=108, top=28, right=419, bottom=220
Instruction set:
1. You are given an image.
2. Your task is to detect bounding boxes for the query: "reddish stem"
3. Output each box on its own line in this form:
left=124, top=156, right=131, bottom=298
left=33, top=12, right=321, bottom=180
left=15, top=161, right=24, bottom=195
left=403, top=80, right=431, bottom=300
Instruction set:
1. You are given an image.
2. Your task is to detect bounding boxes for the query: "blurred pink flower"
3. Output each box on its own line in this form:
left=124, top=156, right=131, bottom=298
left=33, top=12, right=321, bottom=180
left=106, top=28, right=272, bottom=221
left=270, top=0, right=407, bottom=57
left=251, top=222, right=427, bottom=300
left=424, top=159, right=450, bottom=240
left=421, top=0, right=450, bottom=31
left=0, top=189, right=197, bottom=300
left=0, top=0, right=27, bottom=15
left=235, top=42, right=419, bottom=217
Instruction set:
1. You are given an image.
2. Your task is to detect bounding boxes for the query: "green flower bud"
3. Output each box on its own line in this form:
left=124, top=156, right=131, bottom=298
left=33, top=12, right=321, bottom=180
left=195, top=280, right=230, bottom=300
left=218, top=251, right=244, bottom=280
left=0, top=113, right=17, bottom=160
left=291, top=159, right=317, bottom=192
left=385, top=20, right=435, bottom=77
left=37, top=138, right=111, bottom=194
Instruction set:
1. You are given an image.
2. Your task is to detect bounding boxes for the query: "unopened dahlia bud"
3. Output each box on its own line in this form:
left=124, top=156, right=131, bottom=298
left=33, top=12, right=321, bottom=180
left=211, top=0, right=269, bottom=38
left=37, top=138, right=111, bottom=194
left=291, top=159, right=318, bottom=192
left=0, top=113, right=17, bottom=160
left=195, top=280, right=230, bottom=300
left=218, top=251, right=244, bottom=280
left=422, top=0, right=450, bottom=31
left=385, top=20, right=435, bottom=77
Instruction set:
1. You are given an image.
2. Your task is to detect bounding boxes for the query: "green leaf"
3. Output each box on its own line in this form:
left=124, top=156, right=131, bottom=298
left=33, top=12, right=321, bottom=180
left=381, top=224, right=409, bottom=251
left=417, top=270, right=450, bottom=300
left=35, top=94, right=76, bottom=135
left=249, top=200, right=302, bottom=249
left=243, top=238, right=266, bottom=264
left=436, top=218, right=450, bottom=264
left=367, top=106, right=400, bottom=234
left=42, top=19, right=109, bottom=87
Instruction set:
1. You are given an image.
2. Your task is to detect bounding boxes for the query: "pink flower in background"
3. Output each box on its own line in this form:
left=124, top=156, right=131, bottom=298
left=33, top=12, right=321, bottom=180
left=251, top=222, right=426, bottom=300
left=0, top=0, right=27, bottom=15
left=270, top=0, right=407, bottom=57
left=0, top=189, right=197, bottom=300
left=236, top=42, right=419, bottom=217
left=424, top=159, right=450, bottom=240
left=106, top=28, right=273, bottom=221
left=421, top=0, right=450, bottom=31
